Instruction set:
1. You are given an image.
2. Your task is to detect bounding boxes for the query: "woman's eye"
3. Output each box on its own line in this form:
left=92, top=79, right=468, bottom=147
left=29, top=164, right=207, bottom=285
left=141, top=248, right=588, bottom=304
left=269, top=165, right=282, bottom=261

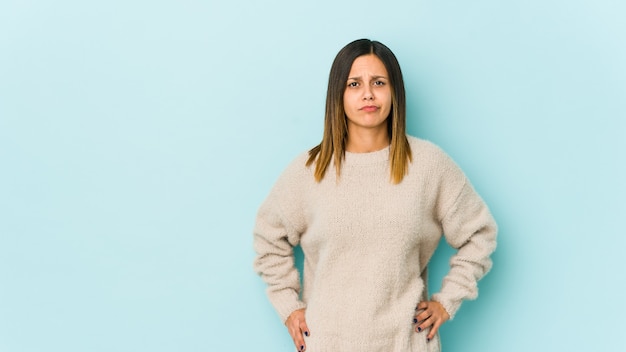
left=348, top=82, right=359, bottom=87
left=374, top=81, right=385, bottom=86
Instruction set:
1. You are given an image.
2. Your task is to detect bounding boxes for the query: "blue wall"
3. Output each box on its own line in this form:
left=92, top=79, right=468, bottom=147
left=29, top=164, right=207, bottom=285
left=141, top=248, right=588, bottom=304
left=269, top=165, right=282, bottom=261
left=1, top=1, right=624, bottom=351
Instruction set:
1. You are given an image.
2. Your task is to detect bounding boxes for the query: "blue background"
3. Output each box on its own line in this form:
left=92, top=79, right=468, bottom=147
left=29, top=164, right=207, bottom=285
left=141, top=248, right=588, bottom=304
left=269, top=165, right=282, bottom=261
left=1, top=0, right=624, bottom=351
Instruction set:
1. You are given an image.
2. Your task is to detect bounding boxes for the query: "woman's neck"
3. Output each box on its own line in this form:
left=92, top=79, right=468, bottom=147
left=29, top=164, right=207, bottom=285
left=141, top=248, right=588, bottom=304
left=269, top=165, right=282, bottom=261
left=345, top=129, right=390, bottom=153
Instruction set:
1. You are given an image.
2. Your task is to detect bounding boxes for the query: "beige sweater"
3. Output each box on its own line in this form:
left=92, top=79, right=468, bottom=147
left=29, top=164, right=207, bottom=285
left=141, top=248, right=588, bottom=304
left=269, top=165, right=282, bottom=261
left=253, top=136, right=497, bottom=351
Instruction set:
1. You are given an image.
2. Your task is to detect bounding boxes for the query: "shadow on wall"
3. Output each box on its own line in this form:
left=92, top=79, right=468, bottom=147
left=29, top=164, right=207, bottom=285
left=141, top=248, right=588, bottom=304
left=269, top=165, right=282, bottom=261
left=294, top=245, right=305, bottom=297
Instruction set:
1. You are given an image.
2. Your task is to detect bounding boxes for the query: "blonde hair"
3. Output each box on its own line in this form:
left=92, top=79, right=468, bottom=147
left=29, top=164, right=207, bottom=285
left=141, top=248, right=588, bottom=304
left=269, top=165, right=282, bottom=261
left=306, top=39, right=412, bottom=184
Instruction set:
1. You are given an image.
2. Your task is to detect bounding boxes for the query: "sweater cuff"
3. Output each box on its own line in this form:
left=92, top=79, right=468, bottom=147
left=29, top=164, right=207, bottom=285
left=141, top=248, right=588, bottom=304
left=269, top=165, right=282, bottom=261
left=430, top=293, right=462, bottom=320
left=268, top=289, right=308, bottom=323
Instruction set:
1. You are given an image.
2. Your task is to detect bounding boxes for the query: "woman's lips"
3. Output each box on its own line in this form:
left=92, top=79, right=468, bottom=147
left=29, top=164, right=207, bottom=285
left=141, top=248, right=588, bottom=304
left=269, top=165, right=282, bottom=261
left=361, top=105, right=379, bottom=112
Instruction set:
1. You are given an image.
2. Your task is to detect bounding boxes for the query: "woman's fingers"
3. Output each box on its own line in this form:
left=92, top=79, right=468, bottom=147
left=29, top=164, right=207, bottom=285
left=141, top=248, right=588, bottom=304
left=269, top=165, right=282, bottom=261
left=416, top=301, right=429, bottom=311
left=291, top=320, right=305, bottom=351
left=285, top=309, right=308, bottom=351
left=299, top=318, right=310, bottom=338
left=427, top=315, right=445, bottom=340
left=413, top=301, right=450, bottom=340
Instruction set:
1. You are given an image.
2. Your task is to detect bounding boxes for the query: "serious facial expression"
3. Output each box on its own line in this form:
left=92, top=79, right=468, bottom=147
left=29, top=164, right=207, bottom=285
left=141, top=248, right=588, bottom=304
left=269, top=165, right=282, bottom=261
left=343, top=54, right=392, bottom=134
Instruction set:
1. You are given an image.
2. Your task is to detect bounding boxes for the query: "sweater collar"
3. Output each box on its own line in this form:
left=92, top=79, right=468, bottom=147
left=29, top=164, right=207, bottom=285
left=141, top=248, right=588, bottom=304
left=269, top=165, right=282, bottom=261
left=344, top=144, right=390, bottom=165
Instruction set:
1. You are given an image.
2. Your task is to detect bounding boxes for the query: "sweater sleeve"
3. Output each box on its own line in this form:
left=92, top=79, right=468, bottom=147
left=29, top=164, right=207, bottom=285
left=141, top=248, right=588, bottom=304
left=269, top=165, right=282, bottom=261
left=253, top=162, right=307, bottom=323
left=431, top=167, right=497, bottom=319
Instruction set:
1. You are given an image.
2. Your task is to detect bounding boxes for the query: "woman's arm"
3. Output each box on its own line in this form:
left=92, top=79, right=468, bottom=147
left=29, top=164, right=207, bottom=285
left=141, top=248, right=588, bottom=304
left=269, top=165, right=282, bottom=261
left=431, top=180, right=498, bottom=319
left=253, top=159, right=311, bottom=350
left=253, top=189, right=307, bottom=323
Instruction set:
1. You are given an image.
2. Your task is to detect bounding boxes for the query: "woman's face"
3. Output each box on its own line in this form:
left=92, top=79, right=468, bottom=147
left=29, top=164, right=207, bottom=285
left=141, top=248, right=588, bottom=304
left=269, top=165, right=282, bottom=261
left=343, top=54, right=392, bottom=135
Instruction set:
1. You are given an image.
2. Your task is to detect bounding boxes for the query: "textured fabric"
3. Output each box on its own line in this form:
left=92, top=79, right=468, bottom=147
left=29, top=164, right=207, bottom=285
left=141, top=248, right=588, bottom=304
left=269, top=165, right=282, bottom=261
left=253, top=136, right=497, bottom=352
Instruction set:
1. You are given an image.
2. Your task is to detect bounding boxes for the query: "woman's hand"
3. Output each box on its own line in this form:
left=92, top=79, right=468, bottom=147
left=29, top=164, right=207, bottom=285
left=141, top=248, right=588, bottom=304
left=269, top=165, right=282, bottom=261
left=285, top=309, right=310, bottom=351
left=414, top=301, right=450, bottom=341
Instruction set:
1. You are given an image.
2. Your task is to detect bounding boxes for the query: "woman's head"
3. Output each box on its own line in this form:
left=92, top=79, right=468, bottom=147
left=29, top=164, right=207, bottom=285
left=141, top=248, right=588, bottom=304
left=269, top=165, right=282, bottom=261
left=307, top=39, right=412, bottom=184
left=326, top=39, right=406, bottom=138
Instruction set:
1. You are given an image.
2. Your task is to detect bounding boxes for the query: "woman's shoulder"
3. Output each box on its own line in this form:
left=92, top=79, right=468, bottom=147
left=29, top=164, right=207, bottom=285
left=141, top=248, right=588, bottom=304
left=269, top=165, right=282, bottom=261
left=406, top=135, right=465, bottom=178
left=407, top=135, right=450, bottom=161
left=283, top=149, right=314, bottom=175
left=272, top=149, right=315, bottom=187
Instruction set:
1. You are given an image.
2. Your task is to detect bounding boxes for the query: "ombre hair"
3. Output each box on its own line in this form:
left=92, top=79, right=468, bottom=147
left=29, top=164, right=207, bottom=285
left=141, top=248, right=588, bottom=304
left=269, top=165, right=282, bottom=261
left=306, top=39, right=412, bottom=184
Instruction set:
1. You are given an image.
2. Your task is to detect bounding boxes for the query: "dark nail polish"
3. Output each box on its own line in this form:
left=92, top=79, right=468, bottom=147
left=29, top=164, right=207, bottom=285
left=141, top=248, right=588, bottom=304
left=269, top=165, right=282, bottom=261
left=300, top=345, right=304, bottom=351
left=413, top=318, right=417, bottom=324
left=417, top=327, right=422, bottom=332
left=304, top=331, right=309, bottom=337
left=427, top=338, right=431, bottom=342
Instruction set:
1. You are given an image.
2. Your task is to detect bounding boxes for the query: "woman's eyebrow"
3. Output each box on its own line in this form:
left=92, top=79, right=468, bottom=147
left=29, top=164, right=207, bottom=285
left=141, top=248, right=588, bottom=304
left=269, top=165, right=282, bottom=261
left=347, top=75, right=388, bottom=81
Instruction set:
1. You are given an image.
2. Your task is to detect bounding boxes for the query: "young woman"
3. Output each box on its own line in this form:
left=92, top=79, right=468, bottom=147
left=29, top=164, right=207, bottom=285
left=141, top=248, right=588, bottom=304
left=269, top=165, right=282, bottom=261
left=253, top=39, right=497, bottom=352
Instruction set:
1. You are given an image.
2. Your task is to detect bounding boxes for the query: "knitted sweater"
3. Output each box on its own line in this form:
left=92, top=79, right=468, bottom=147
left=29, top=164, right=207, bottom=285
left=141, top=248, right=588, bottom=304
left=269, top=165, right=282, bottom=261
left=253, top=136, right=497, bottom=352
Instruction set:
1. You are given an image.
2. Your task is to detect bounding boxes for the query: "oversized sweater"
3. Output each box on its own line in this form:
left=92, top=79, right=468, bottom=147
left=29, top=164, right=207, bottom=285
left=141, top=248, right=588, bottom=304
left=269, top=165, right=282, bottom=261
left=253, top=136, right=497, bottom=352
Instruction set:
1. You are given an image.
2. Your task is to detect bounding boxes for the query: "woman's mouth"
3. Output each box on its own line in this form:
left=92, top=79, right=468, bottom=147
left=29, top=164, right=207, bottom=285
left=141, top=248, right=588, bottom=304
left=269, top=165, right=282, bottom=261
left=361, top=105, right=379, bottom=112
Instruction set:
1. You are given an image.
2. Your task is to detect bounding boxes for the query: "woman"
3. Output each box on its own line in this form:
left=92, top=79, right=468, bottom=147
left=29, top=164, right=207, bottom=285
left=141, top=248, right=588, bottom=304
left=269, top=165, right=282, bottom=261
left=253, top=39, right=497, bottom=352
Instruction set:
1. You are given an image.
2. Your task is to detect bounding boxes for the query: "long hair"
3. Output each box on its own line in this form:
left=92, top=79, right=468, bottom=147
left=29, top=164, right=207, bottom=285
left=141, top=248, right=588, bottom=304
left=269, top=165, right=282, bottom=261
left=306, top=39, right=412, bottom=184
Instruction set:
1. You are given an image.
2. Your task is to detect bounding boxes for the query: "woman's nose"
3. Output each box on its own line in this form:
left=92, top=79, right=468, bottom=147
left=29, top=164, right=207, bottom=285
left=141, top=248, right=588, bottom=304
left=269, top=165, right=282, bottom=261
left=363, top=87, right=373, bottom=100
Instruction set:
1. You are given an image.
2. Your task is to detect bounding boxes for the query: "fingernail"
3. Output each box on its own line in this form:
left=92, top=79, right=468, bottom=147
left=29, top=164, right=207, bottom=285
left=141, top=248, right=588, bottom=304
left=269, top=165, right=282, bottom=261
left=417, top=327, right=422, bottom=332
left=413, top=318, right=417, bottom=324
left=300, top=345, right=304, bottom=351
left=304, top=331, right=309, bottom=337
left=427, top=338, right=431, bottom=342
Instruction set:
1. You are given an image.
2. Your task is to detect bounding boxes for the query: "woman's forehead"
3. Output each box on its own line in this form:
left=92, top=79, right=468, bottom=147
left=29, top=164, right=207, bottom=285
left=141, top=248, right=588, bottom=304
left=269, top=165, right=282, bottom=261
left=348, top=54, right=388, bottom=77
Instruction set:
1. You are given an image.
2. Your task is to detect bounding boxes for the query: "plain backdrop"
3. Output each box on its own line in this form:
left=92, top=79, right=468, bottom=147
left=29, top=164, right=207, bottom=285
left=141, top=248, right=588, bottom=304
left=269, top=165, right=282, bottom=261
left=1, top=0, right=624, bottom=351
